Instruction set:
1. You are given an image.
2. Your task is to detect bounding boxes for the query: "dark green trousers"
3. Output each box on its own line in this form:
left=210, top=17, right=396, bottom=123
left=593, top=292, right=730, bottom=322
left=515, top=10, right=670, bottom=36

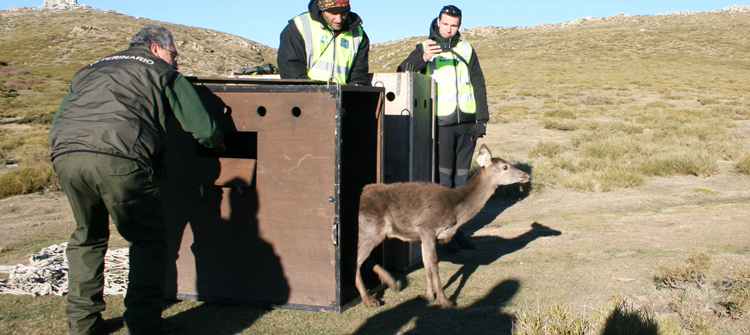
left=54, top=152, right=167, bottom=335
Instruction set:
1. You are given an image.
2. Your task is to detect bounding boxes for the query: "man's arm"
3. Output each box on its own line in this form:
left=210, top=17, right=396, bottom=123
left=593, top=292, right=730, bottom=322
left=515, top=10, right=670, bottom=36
left=347, top=30, right=370, bottom=85
left=165, top=74, right=224, bottom=148
left=52, top=90, right=72, bottom=124
left=468, top=49, right=489, bottom=122
left=277, top=22, right=311, bottom=80
left=397, top=44, right=428, bottom=74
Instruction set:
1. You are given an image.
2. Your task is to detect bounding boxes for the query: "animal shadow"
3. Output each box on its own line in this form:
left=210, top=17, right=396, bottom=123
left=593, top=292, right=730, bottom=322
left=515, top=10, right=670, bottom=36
left=352, top=279, right=520, bottom=335
left=441, top=222, right=562, bottom=303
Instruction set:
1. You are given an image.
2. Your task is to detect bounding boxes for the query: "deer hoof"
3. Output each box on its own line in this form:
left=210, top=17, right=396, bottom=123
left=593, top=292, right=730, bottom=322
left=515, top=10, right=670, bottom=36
left=362, top=296, right=380, bottom=308
left=439, top=299, right=456, bottom=309
left=419, top=293, right=435, bottom=302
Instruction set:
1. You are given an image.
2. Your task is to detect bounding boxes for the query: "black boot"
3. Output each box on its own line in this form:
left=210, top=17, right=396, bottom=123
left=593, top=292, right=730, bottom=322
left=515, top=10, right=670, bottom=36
left=455, top=229, right=475, bottom=250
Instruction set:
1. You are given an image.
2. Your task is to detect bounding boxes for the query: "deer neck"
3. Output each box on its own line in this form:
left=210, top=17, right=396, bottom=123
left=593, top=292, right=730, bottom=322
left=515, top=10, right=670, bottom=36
left=453, top=169, right=495, bottom=226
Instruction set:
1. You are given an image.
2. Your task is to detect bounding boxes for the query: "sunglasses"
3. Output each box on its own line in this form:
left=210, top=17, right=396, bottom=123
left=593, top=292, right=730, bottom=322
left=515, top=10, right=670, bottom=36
left=441, top=5, right=461, bottom=17
left=161, top=46, right=179, bottom=61
left=168, top=49, right=180, bottom=61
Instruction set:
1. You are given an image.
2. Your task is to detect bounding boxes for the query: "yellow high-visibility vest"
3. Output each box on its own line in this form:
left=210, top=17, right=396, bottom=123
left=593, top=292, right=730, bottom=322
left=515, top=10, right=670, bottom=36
left=422, top=40, right=477, bottom=118
left=293, top=12, right=362, bottom=83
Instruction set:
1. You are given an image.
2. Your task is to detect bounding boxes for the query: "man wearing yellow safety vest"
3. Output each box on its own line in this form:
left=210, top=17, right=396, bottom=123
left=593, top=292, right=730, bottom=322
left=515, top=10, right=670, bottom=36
left=278, top=0, right=370, bottom=85
left=398, top=5, right=489, bottom=253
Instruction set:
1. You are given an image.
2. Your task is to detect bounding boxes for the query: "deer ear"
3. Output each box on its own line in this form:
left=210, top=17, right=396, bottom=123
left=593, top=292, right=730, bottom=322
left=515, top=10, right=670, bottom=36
left=476, top=144, right=492, bottom=168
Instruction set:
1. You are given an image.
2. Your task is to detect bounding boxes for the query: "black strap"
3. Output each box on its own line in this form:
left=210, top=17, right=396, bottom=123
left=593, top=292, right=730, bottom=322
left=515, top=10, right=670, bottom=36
left=449, top=49, right=468, bottom=65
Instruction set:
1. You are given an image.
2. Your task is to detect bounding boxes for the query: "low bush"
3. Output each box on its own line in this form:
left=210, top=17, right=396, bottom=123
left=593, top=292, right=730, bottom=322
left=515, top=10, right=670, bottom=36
left=513, top=303, right=593, bottom=335
left=736, top=154, right=750, bottom=175
left=540, top=118, right=578, bottom=131
left=719, top=271, right=750, bottom=318
left=654, top=252, right=714, bottom=289
left=529, top=140, right=564, bottom=158
left=565, top=167, right=644, bottom=192
left=3, top=78, right=45, bottom=90
left=0, top=162, right=56, bottom=199
left=642, top=149, right=718, bottom=177
left=543, top=109, right=577, bottom=119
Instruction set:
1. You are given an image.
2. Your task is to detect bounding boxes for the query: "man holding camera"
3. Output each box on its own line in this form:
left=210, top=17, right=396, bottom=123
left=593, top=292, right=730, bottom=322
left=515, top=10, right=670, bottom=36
left=398, top=5, right=489, bottom=253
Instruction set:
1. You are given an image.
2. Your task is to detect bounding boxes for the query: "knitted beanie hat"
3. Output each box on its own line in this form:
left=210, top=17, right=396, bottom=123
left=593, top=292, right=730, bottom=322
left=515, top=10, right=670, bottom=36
left=318, top=0, right=350, bottom=13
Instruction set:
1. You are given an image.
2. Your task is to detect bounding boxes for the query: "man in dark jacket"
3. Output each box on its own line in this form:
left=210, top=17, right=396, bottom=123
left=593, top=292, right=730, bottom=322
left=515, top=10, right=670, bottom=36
left=49, top=25, right=224, bottom=335
left=277, top=0, right=370, bottom=85
left=398, top=5, right=490, bottom=252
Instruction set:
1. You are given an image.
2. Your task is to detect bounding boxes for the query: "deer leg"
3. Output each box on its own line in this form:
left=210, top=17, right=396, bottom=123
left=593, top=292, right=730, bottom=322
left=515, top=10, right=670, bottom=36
left=432, top=264, right=454, bottom=309
left=355, top=216, right=386, bottom=308
left=420, top=233, right=455, bottom=309
left=373, top=264, right=397, bottom=290
left=418, top=237, right=437, bottom=302
left=436, top=228, right=457, bottom=244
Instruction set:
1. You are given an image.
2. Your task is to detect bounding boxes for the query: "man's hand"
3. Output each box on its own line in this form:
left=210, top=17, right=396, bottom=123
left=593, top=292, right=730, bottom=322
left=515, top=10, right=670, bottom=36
left=423, top=41, right=443, bottom=62
left=469, top=122, right=486, bottom=142
left=213, top=144, right=227, bottom=153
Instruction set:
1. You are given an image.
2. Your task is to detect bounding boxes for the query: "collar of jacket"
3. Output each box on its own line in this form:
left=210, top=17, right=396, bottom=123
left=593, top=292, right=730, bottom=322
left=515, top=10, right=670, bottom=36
left=428, top=17, right=461, bottom=47
left=123, top=45, right=175, bottom=69
left=306, top=0, right=363, bottom=32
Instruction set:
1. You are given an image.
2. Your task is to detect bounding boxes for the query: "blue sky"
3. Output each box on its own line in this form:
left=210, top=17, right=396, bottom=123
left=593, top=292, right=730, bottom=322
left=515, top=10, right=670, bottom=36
left=2, top=1, right=746, bottom=47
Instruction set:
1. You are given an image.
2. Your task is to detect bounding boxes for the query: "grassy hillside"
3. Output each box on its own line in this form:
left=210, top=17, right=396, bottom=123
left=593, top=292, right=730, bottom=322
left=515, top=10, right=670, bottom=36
left=1, top=5, right=750, bottom=197
left=0, top=6, right=277, bottom=197
left=373, top=7, right=750, bottom=192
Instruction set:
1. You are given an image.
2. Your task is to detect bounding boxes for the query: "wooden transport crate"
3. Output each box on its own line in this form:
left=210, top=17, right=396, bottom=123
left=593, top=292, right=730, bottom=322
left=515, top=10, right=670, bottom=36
left=163, top=78, right=384, bottom=313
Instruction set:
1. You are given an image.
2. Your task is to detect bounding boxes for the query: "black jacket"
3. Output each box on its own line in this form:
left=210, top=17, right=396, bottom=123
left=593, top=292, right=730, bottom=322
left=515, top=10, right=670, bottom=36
left=277, top=0, right=370, bottom=85
left=398, top=18, right=489, bottom=125
left=50, top=46, right=223, bottom=174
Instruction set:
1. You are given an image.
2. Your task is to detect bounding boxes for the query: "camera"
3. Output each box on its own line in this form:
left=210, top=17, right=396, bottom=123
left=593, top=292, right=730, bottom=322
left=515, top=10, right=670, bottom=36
left=439, top=43, right=451, bottom=52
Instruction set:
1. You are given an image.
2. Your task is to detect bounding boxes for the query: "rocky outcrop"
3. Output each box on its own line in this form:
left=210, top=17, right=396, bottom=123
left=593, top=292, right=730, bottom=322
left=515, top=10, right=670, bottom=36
left=40, top=0, right=85, bottom=9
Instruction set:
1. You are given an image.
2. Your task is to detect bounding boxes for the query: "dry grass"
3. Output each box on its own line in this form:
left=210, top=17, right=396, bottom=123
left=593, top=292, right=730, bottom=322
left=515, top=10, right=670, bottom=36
left=654, top=252, right=715, bottom=289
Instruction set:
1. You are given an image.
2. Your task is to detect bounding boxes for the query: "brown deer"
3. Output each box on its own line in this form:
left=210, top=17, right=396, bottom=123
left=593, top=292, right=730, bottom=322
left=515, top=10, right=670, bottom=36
left=355, top=144, right=530, bottom=309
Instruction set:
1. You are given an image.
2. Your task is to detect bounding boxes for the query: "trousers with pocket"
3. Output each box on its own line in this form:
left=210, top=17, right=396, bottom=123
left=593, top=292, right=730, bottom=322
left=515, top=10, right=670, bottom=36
left=437, top=122, right=477, bottom=189
left=54, top=152, right=167, bottom=335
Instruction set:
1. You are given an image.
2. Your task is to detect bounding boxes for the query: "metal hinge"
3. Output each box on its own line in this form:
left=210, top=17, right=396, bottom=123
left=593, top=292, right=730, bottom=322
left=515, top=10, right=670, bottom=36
left=332, top=217, right=339, bottom=246
left=328, top=84, right=339, bottom=99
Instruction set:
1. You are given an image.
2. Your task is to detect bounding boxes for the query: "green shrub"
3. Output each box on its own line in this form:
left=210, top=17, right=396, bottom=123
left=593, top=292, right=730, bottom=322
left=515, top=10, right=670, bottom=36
left=607, top=121, right=644, bottom=135
left=578, top=137, right=642, bottom=160
left=490, top=104, right=530, bottom=123
left=543, top=109, right=577, bottom=119
left=512, top=303, right=592, bottom=335
left=529, top=140, right=564, bottom=158
left=736, top=154, right=750, bottom=175
left=19, top=112, right=55, bottom=125
left=565, top=167, right=644, bottom=192
left=642, top=149, right=718, bottom=177
left=654, top=252, right=714, bottom=289
left=679, top=124, right=730, bottom=142
left=540, top=118, right=578, bottom=131
left=720, top=271, right=750, bottom=318
left=0, top=162, right=56, bottom=199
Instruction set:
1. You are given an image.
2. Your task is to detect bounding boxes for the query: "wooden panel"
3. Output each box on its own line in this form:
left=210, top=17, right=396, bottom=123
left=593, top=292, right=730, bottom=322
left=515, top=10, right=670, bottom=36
left=165, top=89, right=340, bottom=309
